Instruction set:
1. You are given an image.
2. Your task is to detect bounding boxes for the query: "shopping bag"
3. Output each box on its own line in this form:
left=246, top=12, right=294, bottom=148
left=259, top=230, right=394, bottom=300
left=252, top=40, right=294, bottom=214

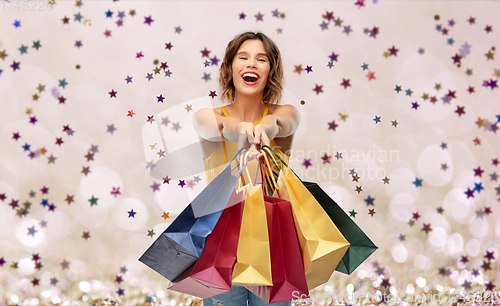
left=139, top=204, right=222, bottom=281
left=261, top=145, right=377, bottom=275
left=191, top=147, right=246, bottom=218
left=167, top=201, right=245, bottom=298
left=232, top=153, right=272, bottom=286
left=246, top=194, right=309, bottom=303
left=138, top=231, right=198, bottom=282
left=139, top=148, right=250, bottom=281
left=245, top=150, right=308, bottom=303
left=164, top=204, right=222, bottom=257
left=302, top=182, right=377, bottom=274
left=261, top=147, right=350, bottom=290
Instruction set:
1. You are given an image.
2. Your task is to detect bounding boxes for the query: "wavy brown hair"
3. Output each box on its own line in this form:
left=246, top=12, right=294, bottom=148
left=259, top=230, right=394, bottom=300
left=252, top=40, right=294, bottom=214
left=219, top=32, right=284, bottom=105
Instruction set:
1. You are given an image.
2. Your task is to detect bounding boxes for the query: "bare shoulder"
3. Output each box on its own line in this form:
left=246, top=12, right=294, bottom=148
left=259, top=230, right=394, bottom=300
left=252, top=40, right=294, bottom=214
left=268, top=103, right=299, bottom=115
left=268, top=103, right=281, bottom=115
left=193, top=107, right=225, bottom=155
left=193, top=107, right=223, bottom=124
left=213, top=106, right=224, bottom=116
left=268, top=104, right=300, bottom=125
left=193, top=107, right=218, bottom=118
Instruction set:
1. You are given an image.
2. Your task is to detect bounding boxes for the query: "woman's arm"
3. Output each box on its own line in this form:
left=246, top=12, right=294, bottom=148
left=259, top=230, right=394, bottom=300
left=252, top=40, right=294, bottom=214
left=254, top=104, right=301, bottom=145
left=192, top=108, right=225, bottom=142
left=192, top=108, right=257, bottom=148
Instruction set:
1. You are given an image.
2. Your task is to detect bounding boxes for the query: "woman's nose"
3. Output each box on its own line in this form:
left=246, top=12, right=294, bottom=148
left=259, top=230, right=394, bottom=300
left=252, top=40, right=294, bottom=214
left=247, top=57, right=256, bottom=67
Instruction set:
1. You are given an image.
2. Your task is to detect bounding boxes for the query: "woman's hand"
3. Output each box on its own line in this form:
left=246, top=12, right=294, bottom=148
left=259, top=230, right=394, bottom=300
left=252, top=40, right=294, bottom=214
left=250, top=124, right=271, bottom=162
left=235, top=121, right=256, bottom=150
left=253, top=124, right=271, bottom=147
left=222, top=116, right=279, bottom=162
left=221, top=118, right=257, bottom=147
left=228, top=121, right=270, bottom=162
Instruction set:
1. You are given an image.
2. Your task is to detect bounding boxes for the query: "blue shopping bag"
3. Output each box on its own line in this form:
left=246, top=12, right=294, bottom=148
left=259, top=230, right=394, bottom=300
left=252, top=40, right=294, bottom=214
left=139, top=148, right=248, bottom=281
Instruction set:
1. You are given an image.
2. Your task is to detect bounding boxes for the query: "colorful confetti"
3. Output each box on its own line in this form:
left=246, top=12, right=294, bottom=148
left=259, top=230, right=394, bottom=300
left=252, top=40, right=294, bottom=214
left=1, top=1, right=499, bottom=305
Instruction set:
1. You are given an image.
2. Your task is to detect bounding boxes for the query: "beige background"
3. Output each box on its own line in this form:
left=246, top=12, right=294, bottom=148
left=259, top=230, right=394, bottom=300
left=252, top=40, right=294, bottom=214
left=0, top=0, right=499, bottom=303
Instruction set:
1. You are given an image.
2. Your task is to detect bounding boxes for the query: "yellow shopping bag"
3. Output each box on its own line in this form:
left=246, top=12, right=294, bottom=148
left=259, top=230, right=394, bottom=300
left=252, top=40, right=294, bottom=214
left=231, top=151, right=273, bottom=287
left=262, top=147, right=350, bottom=290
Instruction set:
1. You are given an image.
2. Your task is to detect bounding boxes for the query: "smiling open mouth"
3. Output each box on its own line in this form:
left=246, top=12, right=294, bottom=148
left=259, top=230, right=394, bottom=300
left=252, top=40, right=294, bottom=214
left=242, top=72, right=259, bottom=83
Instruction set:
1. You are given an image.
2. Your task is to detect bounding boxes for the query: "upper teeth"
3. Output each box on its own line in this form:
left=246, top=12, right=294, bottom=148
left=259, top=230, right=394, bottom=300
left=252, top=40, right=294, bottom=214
left=243, top=73, right=258, bottom=78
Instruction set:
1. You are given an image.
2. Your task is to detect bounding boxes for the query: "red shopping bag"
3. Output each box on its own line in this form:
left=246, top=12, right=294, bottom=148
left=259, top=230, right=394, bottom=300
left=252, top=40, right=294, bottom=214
left=168, top=200, right=244, bottom=298
left=245, top=152, right=309, bottom=303
left=246, top=195, right=309, bottom=303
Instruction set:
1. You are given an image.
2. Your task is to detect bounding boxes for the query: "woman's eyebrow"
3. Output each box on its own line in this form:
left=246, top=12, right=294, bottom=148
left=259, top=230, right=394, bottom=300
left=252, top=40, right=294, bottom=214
left=236, top=51, right=268, bottom=57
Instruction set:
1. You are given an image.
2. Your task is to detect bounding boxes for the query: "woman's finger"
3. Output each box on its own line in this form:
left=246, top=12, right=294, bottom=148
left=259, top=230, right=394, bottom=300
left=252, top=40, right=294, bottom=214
left=261, top=131, right=270, bottom=147
left=238, top=132, right=250, bottom=150
left=248, top=152, right=258, bottom=161
left=244, top=124, right=255, bottom=146
left=253, top=129, right=262, bottom=145
left=258, top=153, right=265, bottom=163
left=237, top=123, right=255, bottom=149
left=247, top=133, right=255, bottom=146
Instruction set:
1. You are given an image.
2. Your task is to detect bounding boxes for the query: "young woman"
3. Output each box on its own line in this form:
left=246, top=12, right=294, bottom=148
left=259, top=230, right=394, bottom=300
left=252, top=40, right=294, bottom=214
left=193, top=31, right=300, bottom=306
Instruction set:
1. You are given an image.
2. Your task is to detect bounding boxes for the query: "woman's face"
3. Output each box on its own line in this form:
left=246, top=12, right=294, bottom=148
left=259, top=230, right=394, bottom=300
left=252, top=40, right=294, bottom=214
left=231, top=39, right=271, bottom=100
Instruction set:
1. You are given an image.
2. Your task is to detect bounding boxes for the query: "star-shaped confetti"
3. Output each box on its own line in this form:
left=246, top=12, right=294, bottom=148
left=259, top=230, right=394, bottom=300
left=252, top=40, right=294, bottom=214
left=421, top=223, right=432, bottom=234
left=27, top=226, right=37, bottom=236
left=302, top=159, right=312, bottom=169
left=147, top=229, right=156, bottom=237
left=144, top=15, right=154, bottom=26
left=88, top=195, right=98, bottom=206
left=481, top=261, right=491, bottom=272
left=364, top=196, right=375, bottom=206
left=340, top=78, right=351, bottom=89
left=255, top=12, right=264, bottom=21
left=368, top=209, right=376, bottom=217
left=313, top=84, right=323, bottom=95
left=128, top=209, right=137, bottom=218
left=338, top=111, right=348, bottom=121
left=328, top=120, right=338, bottom=131
left=151, top=181, right=161, bottom=192
left=82, top=231, right=91, bottom=240
left=294, top=64, right=303, bottom=75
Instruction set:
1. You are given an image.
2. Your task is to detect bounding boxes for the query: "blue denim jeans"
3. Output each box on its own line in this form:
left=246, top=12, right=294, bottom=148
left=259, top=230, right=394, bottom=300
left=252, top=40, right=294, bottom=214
left=202, top=286, right=292, bottom=306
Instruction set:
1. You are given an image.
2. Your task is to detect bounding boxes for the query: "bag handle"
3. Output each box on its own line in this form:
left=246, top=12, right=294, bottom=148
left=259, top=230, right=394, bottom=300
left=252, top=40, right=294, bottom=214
left=242, top=150, right=253, bottom=183
left=261, top=145, right=288, bottom=168
left=230, top=147, right=248, bottom=172
left=260, top=155, right=269, bottom=196
left=260, top=146, right=285, bottom=179
left=260, top=146, right=281, bottom=181
left=254, top=156, right=262, bottom=185
left=261, top=145, right=305, bottom=183
left=260, top=162, right=275, bottom=196
left=237, top=150, right=253, bottom=190
left=261, top=150, right=281, bottom=198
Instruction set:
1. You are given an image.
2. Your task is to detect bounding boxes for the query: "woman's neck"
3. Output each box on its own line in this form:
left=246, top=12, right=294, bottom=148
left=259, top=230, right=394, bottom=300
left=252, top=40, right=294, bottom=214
left=228, top=93, right=266, bottom=123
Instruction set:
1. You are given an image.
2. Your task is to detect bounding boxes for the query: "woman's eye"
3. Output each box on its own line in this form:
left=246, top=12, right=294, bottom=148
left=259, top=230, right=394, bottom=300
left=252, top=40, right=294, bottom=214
left=240, top=57, right=247, bottom=60
left=258, top=59, right=266, bottom=62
